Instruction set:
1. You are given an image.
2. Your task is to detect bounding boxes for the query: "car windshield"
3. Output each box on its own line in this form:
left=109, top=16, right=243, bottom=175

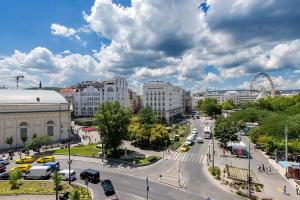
left=102, top=181, right=113, bottom=190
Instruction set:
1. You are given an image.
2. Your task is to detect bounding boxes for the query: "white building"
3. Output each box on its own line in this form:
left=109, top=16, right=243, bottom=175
left=143, top=81, right=184, bottom=122
left=219, top=91, right=240, bottom=104
left=74, top=77, right=128, bottom=117
left=0, top=90, right=71, bottom=149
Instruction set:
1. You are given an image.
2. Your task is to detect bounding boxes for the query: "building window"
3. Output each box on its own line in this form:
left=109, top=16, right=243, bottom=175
left=19, top=122, right=28, bottom=140
left=46, top=121, right=54, bottom=136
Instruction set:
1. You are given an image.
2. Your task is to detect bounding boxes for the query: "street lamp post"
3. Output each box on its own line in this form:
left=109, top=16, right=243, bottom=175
left=146, top=177, right=149, bottom=200
left=285, top=124, right=288, bottom=161
left=68, top=130, right=71, bottom=185
left=212, top=118, right=215, bottom=171
left=248, top=137, right=251, bottom=198
left=55, top=169, right=59, bottom=200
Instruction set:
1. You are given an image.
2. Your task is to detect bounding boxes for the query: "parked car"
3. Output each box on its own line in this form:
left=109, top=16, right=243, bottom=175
left=23, top=166, right=52, bottom=180
left=43, top=161, right=60, bottom=172
left=0, top=172, right=9, bottom=180
left=80, top=169, right=100, bottom=183
left=0, top=164, right=6, bottom=173
left=15, top=156, right=35, bottom=164
left=180, top=145, right=189, bottom=152
left=101, top=179, right=116, bottom=196
left=10, top=164, right=31, bottom=172
left=36, top=156, right=55, bottom=163
left=196, top=136, right=203, bottom=143
left=59, top=169, right=76, bottom=181
left=0, top=157, right=9, bottom=165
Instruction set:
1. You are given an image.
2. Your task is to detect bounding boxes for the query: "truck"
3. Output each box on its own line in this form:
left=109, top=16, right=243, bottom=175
left=204, top=126, right=212, bottom=139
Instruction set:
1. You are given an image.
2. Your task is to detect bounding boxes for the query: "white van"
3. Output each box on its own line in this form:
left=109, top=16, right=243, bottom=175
left=185, top=134, right=195, bottom=145
left=59, top=169, right=76, bottom=181
left=23, top=166, right=51, bottom=180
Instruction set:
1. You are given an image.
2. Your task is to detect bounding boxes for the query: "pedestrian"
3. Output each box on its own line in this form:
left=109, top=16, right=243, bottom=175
left=257, top=164, right=261, bottom=172
left=268, top=167, right=272, bottom=175
left=283, top=185, right=287, bottom=195
left=296, top=185, right=300, bottom=195
left=262, top=164, right=265, bottom=172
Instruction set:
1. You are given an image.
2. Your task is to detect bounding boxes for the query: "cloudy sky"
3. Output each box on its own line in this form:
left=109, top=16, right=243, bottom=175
left=0, top=0, right=299, bottom=93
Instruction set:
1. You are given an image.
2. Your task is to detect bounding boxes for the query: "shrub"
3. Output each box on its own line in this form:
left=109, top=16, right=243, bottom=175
left=71, top=189, right=80, bottom=200
left=52, top=171, right=62, bottom=191
left=9, top=169, right=22, bottom=189
left=208, top=166, right=221, bottom=176
left=146, top=156, right=158, bottom=162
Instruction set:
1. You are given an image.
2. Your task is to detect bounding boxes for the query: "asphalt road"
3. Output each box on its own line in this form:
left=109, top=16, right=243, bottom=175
left=1, top=117, right=240, bottom=200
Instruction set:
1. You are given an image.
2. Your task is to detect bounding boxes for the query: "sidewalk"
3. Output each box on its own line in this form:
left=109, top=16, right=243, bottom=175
left=0, top=195, right=54, bottom=200
left=210, top=136, right=300, bottom=200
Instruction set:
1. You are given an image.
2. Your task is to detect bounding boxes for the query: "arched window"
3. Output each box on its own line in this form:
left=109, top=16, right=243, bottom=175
left=46, top=121, right=54, bottom=136
left=19, top=122, right=28, bottom=141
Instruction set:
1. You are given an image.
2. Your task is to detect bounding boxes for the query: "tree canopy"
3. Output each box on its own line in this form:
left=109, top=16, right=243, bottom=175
left=94, top=101, right=131, bottom=152
left=128, top=107, right=169, bottom=147
left=197, top=98, right=222, bottom=117
left=214, top=116, right=238, bottom=148
left=138, top=106, right=158, bottom=125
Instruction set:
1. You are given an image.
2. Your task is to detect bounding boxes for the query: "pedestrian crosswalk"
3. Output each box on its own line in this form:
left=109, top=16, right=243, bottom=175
left=170, top=152, right=206, bottom=164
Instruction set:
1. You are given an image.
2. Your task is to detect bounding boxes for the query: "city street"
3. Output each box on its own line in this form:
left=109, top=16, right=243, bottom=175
left=56, top=117, right=240, bottom=200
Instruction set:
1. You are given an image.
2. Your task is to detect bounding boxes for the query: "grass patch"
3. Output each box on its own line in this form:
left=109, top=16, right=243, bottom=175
left=0, top=181, right=91, bottom=199
left=122, top=155, right=161, bottom=165
left=53, top=144, right=99, bottom=157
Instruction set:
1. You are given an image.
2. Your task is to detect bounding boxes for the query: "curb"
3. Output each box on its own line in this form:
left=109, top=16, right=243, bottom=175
left=203, top=162, right=253, bottom=200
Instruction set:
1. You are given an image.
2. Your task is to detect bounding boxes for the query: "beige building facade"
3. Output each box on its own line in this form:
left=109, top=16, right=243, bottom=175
left=0, top=90, right=71, bottom=150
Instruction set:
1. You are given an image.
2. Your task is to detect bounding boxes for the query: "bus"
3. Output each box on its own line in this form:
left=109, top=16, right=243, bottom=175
left=204, top=126, right=212, bottom=139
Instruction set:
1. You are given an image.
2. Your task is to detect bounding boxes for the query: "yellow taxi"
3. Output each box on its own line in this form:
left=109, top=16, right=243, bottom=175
left=15, top=156, right=35, bottom=164
left=180, top=145, right=189, bottom=152
left=36, top=155, right=55, bottom=163
left=10, top=164, right=31, bottom=172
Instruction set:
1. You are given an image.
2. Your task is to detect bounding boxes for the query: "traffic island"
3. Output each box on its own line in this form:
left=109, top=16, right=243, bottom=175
left=205, top=164, right=265, bottom=200
left=0, top=181, right=91, bottom=200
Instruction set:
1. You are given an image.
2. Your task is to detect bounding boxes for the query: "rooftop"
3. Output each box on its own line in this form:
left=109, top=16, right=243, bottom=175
left=0, top=90, right=67, bottom=104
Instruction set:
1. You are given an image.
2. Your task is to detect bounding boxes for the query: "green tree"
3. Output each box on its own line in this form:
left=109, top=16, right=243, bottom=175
left=128, top=116, right=150, bottom=145
left=6, top=136, right=13, bottom=148
left=26, top=135, right=52, bottom=150
left=221, top=101, right=234, bottom=110
left=237, top=120, right=246, bottom=130
left=138, top=106, right=158, bottom=125
left=149, top=124, right=170, bottom=147
left=51, top=171, right=62, bottom=191
left=198, top=98, right=222, bottom=117
left=94, top=101, right=131, bottom=153
left=214, top=116, right=238, bottom=148
left=9, top=169, right=22, bottom=189
left=21, top=135, right=28, bottom=146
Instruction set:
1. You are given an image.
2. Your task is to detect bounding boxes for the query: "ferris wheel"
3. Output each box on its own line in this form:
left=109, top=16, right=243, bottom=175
left=249, top=72, right=275, bottom=100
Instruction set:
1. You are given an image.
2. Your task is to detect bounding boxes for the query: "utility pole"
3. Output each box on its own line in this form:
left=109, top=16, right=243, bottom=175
left=15, top=75, right=24, bottom=89
left=68, top=130, right=72, bottom=185
left=212, top=118, right=215, bottom=171
left=55, top=169, right=59, bottom=200
left=146, top=177, right=149, bottom=200
left=248, top=137, right=251, bottom=198
left=285, top=124, right=288, bottom=161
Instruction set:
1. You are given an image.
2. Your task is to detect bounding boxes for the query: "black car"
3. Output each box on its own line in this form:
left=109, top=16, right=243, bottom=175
left=0, top=164, right=6, bottom=173
left=0, top=172, right=9, bottom=180
left=101, top=179, right=116, bottom=196
left=80, top=169, right=100, bottom=183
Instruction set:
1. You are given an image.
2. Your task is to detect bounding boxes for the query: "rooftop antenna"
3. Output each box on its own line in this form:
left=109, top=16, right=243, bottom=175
left=16, top=75, right=24, bottom=89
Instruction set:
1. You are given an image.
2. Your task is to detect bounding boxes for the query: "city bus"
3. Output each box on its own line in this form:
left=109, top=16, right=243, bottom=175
left=204, top=126, right=212, bottom=139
